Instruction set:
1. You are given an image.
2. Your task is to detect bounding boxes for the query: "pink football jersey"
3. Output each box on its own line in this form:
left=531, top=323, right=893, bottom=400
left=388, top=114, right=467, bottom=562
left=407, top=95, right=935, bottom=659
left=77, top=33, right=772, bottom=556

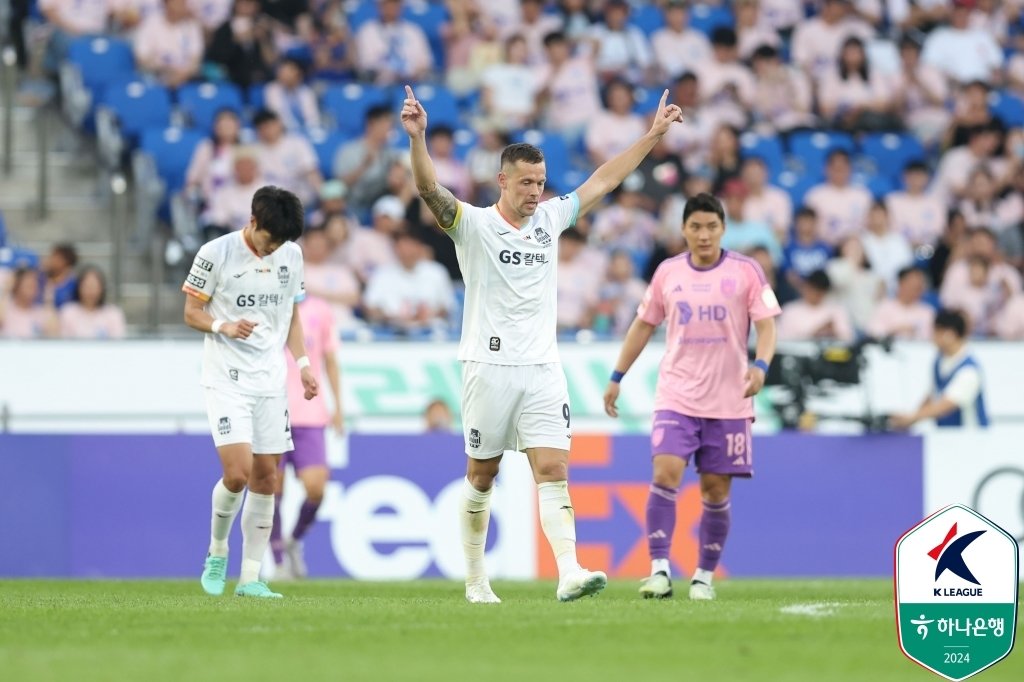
left=286, top=296, right=340, bottom=427
left=638, top=251, right=781, bottom=419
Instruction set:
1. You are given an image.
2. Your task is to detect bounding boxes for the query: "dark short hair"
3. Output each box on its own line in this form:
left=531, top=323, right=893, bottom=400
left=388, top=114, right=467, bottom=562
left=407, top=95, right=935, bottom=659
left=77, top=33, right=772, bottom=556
left=543, top=31, right=568, bottom=48
left=601, top=77, right=633, bottom=108
left=934, top=309, right=967, bottom=338
left=365, top=104, right=393, bottom=124
left=870, top=200, right=887, bottom=212
left=903, top=160, right=928, bottom=174
left=683, top=192, right=725, bottom=224
left=74, top=265, right=108, bottom=307
left=751, top=44, right=779, bottom=60
left=710, top=27, right=737, bottom=47
left=804, top=269, right=831, bottom=292
left=560, top=227, right=586, bottom=243
left=826, top=148, right=851, bottom=164
left=897, top=265, right=924, bottom=282
left=674, top=71, right=698, bottom=86
left=796, top=206, right=818, bottom=220
left=428, top=125, right=455, bottom=140
left=11, top=266, right=37, bottom=295
left=52, top=242, right=79, bottom=268
left=500, top=143, right=544, bottom=169
left=279, top=56, right=306, bottom=75
left=968, top=226, right=997, bottom=242
left=252, top=108, right=279, bottom=127
left=251, top=186, right=304, bottom=243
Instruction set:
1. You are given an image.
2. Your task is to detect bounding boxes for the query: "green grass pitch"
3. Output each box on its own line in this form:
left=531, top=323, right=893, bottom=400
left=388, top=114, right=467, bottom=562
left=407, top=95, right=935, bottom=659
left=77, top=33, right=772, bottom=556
left=1, top=579, right=1019, bottom=682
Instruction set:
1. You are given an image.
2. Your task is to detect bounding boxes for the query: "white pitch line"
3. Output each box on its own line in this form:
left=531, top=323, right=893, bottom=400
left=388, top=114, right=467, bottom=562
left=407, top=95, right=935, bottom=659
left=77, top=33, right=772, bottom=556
left=779, top=602, right=844, bottom=617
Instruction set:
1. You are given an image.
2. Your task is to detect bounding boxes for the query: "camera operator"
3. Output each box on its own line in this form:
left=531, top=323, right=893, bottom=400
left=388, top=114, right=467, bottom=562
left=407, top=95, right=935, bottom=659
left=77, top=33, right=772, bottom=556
left=889, top=309, right=989, bottom=430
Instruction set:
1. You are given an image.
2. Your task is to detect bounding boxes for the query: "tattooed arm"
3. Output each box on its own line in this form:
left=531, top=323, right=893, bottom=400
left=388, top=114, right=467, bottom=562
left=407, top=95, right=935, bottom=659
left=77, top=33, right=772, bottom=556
left=402, top=85, right=460, bottom=231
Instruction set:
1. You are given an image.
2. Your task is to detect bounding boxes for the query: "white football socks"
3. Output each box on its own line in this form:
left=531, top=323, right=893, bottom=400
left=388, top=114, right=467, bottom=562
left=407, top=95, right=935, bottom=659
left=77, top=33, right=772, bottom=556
left=693, top=568, right=714, bottom=585
left=652, top=558, right=671, bottom=577
left=538, top=481, right=580, bottom=578
left=460, top=478, right=492, bottom=582
left=239, top=491, right=275, bottom=584
left=209, top=479, right=244, bottom=557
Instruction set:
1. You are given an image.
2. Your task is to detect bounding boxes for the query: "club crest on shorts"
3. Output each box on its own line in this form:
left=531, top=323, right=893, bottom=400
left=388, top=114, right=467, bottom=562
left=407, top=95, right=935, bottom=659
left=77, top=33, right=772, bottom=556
left=469, top=428, right=481, bottom=449
left=278, top=265, right=290, bottom=285
left=533, top=227, right=551, bottom=246
left=217, top=417, right=231, bottom=435
left=895, top=504, right=1019, bottom=681
left=228, top=369, right=238, bottom=381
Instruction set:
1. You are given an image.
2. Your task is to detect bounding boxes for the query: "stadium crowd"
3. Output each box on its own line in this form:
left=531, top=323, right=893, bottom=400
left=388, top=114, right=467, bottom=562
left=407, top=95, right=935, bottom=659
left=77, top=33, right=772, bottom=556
left=2, top=0, right=1024, bottom=341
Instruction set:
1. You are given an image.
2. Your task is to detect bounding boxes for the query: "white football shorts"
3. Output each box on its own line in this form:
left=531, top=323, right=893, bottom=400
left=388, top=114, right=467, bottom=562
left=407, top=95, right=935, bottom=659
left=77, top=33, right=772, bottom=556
left=204, top=388, right=294, bottom=454
left=460, top=361, right=571, bottom=458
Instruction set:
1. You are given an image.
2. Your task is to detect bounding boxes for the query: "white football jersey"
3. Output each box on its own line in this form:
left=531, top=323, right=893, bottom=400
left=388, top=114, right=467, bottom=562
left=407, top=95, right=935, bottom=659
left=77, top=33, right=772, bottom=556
left=183, top=231, right=306, bottom=396
left=447, top=192, right=579, bottom=365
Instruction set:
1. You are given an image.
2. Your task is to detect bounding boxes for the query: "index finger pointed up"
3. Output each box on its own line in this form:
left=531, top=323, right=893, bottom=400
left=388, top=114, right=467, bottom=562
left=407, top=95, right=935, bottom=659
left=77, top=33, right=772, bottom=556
left=658, top=88, right=669, bottom=112
left=404, top=84, right=416, bottom=102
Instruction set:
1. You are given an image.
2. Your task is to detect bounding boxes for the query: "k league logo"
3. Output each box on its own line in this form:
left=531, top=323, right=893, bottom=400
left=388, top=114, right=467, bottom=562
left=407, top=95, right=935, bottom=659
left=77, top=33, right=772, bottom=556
left=895, top=504, right=1019, bottom=681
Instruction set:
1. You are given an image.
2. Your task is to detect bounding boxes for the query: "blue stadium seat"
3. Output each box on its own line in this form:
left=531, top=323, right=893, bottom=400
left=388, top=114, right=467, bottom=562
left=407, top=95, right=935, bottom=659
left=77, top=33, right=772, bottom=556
left=689, top=4, right=734, bottom=36
left=853, top=171, right=895, bottom=201
left=307, top=128, right=355, bottom=178
left=67, top=37, right=135, bottom=98
left=405, top=1, right=450, bottom=70
left=346, top=0, right=378, bottom=30
left=514, top=129, right=572, bottom=188
left=788, top=131, right=856, bottom=176
left=0, top=245, right=40, bottom=270
left=859, top=133, right=925, bottom=181
left=774, top=170, right=819, bottom=208
left=177, top=82, right=245, bottom=132
left=246, top=84, right=265, bottom=112
left=631, top=85, right=664, bottom=114
left=322, top=83, right=391, bottom=135
left=0, top=210, right=5, bottom=247
left=989, top=90, right=1024, bottom=127
left=139, top=127, right=205, bottom=196
left=101, top=80, right=173, bottom=145
left=740, top=132, right=786, bottom=177
left=391, top=84, right=460, bottom=130
left=452, top=128, right=477, bottom=161
left=630, top=5, right=666, bottom=36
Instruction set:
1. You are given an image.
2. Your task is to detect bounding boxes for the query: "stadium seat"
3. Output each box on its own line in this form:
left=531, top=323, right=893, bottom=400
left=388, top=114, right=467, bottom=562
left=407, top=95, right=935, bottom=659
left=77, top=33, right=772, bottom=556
left=346, top=0, right=379, bottom=30
left=989, top=90, right=1024, bottom=127
left=514, top=129, right=572, bottom=190
left=177, top=82, right=245, bottom=132
left=689, top=4, right=734, bottom=36
left=391, top=84, right=460, bottom=130
left=859, top=133, right=925, bottom=182
left=405, top=1, right=450, bottom=70
left=774, top=170, right=819, bottom=208
left=307, top=128, right=355, bottom=178
left=322, top=83, right=391, bottom=135
left=60, top=37, right=136, bottom=129
left=630, top=5, right=666, bottom=36
left=95, top=79, right=173, bottom=168
left=632, top=85, right=664, bottom=115
left=138, top=127, right=205, bottom=197
left=740, top=132, right=786, bottom=177
left=452, top=128, right=477, bottom=161
left=853, top=171, right=895, bottom=201
left=788, top=131, right=856, bottom=175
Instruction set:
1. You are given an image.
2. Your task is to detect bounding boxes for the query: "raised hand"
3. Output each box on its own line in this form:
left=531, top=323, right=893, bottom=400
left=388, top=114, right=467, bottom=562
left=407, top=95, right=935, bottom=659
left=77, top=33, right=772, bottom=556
left=401, top=85, right=428, bottom=138
left=648, top=89, right=684, bottom=138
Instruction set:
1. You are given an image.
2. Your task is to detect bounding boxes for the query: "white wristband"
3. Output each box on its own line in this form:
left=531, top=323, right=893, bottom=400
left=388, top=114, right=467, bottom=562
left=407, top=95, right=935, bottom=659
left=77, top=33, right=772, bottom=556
left=211, top=319, right=225, bottom=334
left=296, top=356, right=311, bottom=370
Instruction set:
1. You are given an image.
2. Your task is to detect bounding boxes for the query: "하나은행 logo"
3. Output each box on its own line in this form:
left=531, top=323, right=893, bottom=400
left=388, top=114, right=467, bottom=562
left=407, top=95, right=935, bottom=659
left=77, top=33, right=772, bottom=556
left=895, top=504, right=1019, bottom=681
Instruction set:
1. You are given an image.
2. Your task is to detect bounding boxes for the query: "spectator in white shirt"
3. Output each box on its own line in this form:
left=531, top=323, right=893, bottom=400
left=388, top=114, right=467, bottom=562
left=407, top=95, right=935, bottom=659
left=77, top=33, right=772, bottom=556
left=791, top=0, right=875, bottom=80
left=777, top=269, right=856, bottom=342
left=585, top=0, right=655, bottom=85
left=252, top=109, right=322, bottom=206
left=185, top=108, right=242, bottom=201
left=804, top=149, right=874, bottom=246
left=593, top=250, right=648, bottom=336
left=481, top=35, right=540, bottom=132
left=818, top=36, right=898, bottom=132
left=862, top=202, right=914, bottom=291
left=749, top=44, right=816, bottom=132
left=263, top=57, right=321, bottom=132
left=933, top=123, right=1008, bottom=205
left=364, top=231, right=454, bottom=333
left=827, top=236, right=886, bottom=330
left=508, top=0, right=563, bottom=65
left=302, top=223, right=362, bottom=332
left=867, top=266, right=935, bottom=340
left=735, top=0, right=780, bottom=60
left=651, top=0, right=712, bottom=80
left=891, top=35, right=950, bottom=146
left=994, top=292, right=1024, bottom=340
left=740, top=156, right=792, bottom=243
left=427, top=126, right=472, bottom=202
left=585, top=78, right=647, bottom=167
left=355, top=0, right=434, bottom=85
left=886, top=161, right=946, bottom=247
left=535, top=31, right=602, bottom=149
left=203, top=146, right=264, bottom=236
left=332, top=106, right=405, bottom=215
left=133, top=0, right=204, bottom=87
left=922, top=0, right=1004, bottom=85
left=701, top=27, right=756, bottom=130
